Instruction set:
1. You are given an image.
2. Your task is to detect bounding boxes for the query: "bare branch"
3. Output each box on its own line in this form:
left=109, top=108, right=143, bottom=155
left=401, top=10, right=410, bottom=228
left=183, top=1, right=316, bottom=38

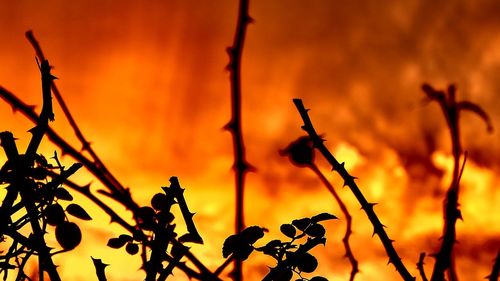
left=293, top=98, right=415, bottom=281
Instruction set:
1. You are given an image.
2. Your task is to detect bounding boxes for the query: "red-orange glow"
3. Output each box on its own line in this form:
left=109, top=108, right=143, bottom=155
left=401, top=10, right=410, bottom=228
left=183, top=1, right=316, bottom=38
left=1, top=1, right=500, bottom=281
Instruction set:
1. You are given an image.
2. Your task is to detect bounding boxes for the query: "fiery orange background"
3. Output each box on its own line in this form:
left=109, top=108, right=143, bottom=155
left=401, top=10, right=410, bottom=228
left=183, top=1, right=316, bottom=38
left=1, top=1, right=500, bottom=280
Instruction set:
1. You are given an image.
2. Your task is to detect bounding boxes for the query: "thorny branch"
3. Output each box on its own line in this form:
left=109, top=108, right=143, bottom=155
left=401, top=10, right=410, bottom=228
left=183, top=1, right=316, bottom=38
left=1, top=32, right=215, bottom=279
left=293, top=98, right=416, bottom=281
left=225, top=0, right=253, bottom=280
left=422, top=84, right=493, bottom=281
left=0, top=86, right=213, bottom=280
left=25, top=30, right=135, bottom=214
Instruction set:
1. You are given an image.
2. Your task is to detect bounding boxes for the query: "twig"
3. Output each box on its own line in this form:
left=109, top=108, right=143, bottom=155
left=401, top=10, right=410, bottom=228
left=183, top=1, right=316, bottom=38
left=25, top=31, right=138, bottom=220
left=166, top=177, right=203, bottom=244
left=0, top=86, right=137, bottom=210
left=13, top=59, right=61, bottom=281
left=293, top=98, right=415, bottom=281
left=309, top=164, right=359, bottom=281
left=224, top=0, right=253, bottom=280
left=422, top=84, right=492, bottom=281
left=417, top=253, right=429, bottom=281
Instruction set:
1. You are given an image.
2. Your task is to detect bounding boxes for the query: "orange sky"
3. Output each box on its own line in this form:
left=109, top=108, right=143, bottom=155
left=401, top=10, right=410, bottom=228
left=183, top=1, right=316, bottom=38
left=1, top=1, right=500, bottom=280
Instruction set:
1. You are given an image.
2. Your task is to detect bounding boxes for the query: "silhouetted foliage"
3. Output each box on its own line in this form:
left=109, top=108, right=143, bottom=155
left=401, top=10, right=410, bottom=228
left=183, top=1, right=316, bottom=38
left=1, top=0, right=499, bottom=280
left=222, top=214, right=336, bottom=281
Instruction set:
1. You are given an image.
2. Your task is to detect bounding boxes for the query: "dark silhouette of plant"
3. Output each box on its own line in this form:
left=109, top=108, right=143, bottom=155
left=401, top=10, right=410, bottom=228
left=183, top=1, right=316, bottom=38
left=225, top=0, right=253, bottom=278
left=106, top=176, right=205, bottom=281
left=224, top=0, right=254, bottom=279
left=0, top=35, right=214, bottom=281
left=420, top=84, right=493, bottom=281
left=0, top=59, right=86, bottom=281
left=293, top=99, right=416, bottom=281
left=222, top=213, right=337, bottom=281
left=280, top=136, right=358, bottom=281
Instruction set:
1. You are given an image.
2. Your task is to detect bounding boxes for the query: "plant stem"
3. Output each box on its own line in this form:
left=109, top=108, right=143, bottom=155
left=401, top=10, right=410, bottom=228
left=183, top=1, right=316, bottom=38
left=309, top=164, right=358, bottom=281
left=417, top=253, right=429, bottom=281
left=293, top=98, right=415, bottom=281
left=225, top=0, right=253, bottom=280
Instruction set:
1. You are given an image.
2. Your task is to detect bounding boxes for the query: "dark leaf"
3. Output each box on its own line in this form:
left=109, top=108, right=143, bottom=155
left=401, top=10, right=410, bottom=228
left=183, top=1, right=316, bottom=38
left=311, top=213, right=337, bottom=223
left=233, top=244, right=254, bottom=261
left=179, top=233, right=203, bottom=243
left=310, top=277, right=329, bottom=281
left=137, top=206, right=155, bottom=222
left=296, top=253, right=318, bottom=273
left=269, top=266, right=293, bottom=281
left=280, top=224, right=296, bottom=238
left=305, top=224, right=326, bottom=238
left=292, top=218, right=311, bottom=231
left=55, top=187, right=73, bottom=201
left=125, top=242, right=139, bottom=255
left=56, top=221, right=82, bottom=250
left=241, top=226, right=265, bottom=245
left=222, top=234, right=238, bottom=258
left=107, top=238, right=127, bottom=249
left=222, top=234, right=255, bottom=261
left=44, top=203, right=65, bottom=226
left=151, top=193, right=169, bottom=211
left=255, top=239, right=282, bottom=257
left=118, top=234, right=133, bottom=242
left=156, top=211, right=175, bottom=224
left=66, top=203, right=92, bottom=220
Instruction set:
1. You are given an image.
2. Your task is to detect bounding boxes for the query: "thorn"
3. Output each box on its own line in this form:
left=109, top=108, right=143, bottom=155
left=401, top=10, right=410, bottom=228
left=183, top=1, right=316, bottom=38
left=247, top=16, right=255, bottom=24
left=223, top=121, right=234, bottom=131
left=81, top=141, right=92, bottom=152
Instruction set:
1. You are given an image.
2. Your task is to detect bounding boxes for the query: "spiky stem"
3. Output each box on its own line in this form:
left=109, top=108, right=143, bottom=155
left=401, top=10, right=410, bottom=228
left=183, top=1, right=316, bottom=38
left=293, top=98, right=415, bottom=281
left=422, top=84, right=492, bottom=281
left=225, top=0, right=253, bottom=280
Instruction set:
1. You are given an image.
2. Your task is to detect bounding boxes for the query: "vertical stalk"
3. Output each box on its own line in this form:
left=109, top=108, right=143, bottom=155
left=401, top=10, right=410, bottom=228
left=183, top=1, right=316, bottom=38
left=421, top=84, right=492, bottom=281
left=225, top=0, right=253, bottom=280
left=21, top=60, right=60, bottom=281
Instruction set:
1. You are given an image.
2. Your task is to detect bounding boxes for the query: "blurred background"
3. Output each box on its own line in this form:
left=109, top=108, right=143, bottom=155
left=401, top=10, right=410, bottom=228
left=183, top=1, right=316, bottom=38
left=0, top=1, right=499, bottom=280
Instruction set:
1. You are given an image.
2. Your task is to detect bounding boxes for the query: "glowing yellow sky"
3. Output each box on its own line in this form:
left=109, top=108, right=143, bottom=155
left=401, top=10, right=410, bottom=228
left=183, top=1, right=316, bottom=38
left=1, top=1, right=499, bottom=280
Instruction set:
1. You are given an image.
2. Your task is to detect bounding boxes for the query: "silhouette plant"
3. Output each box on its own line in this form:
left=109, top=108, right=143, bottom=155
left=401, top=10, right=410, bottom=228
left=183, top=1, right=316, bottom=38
left=293, top=84, right=498, bottom=281
left=1, top=1, right=499, bottom=280
left=224, top=0, right=254, bottom=279
left=222, top=213, right=337, bottom=281
left=280, top=136, right=358, bottom=281
left=421, top=84, right=493, bottom=281
left=0, top=59, right=86, bottom=281
left=0, top=32, right=215, bottom=281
